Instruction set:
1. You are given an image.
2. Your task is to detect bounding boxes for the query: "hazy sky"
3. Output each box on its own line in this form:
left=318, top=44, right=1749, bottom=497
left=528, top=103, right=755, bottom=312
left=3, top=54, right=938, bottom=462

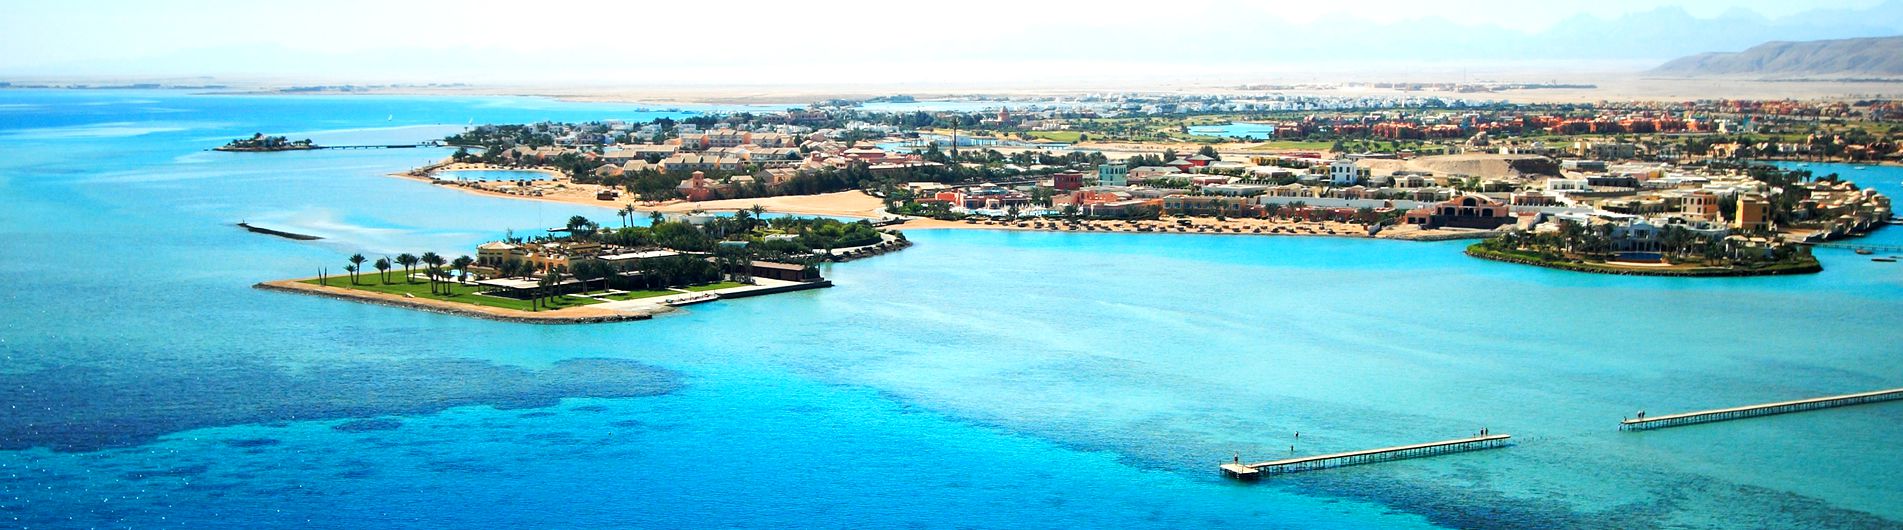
left=3, top=0, right=1899, bottom=84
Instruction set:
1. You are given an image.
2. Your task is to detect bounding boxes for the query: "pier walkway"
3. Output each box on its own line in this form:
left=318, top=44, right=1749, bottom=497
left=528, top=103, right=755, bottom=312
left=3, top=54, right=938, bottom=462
left=320, top=143, right=431, bottom=150
left=1619, top=387, right=1903, bottom=431
left=1801, top=242, right=1903, bottom=253
left=1221, top=434, right=1510, bottom=480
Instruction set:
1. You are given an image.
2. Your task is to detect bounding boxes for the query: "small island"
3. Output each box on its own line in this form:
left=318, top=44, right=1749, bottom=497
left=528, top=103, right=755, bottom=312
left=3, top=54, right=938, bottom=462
left=1466, top=234, right=1823, bottom=277
left=216, top=133, right=316, bottom=152
left=1465, top=164, right=1888, bottom=276
left=257, top=212, right=908, bottom=323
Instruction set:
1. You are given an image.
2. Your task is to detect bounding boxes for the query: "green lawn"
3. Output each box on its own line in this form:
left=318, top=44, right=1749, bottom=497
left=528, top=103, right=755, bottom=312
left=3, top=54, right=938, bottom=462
left=684, top=281, right=746, bottom=292
left=1244, top=141, right=1336, bottom=151
left=599, top=289, right=677, bottom=301
left=301, top=274, right=602, bottom=312
left=1027, top=131, right=1083, bottom=143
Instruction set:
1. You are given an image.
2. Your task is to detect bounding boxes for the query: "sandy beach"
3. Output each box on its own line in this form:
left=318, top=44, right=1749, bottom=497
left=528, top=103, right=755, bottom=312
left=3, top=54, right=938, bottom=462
left=392, top=168, right=898, bottom=219
left=430, top=162, right=567, bottom=179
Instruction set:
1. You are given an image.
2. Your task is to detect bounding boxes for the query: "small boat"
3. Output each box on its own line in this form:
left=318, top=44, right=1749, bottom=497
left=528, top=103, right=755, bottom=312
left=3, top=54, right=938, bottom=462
left=1855, top=248, right=1874, bottom=255
left=1874, top=258, right=1896, bottom=262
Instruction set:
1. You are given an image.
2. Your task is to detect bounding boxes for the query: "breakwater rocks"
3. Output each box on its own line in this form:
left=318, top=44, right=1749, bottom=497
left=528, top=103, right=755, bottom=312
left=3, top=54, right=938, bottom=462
left=1464, top=245, right=1823, bottom=277
left=237, top=222, right=323, bottom=241
left=821, top=236, right=912, bottom=262
left=254, top=281, right=654, bottom=324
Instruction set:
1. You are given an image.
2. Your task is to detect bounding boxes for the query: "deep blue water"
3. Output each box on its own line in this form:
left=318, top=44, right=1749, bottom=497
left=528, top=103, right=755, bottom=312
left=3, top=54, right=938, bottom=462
left=2, top=89, right=1901, bottom=529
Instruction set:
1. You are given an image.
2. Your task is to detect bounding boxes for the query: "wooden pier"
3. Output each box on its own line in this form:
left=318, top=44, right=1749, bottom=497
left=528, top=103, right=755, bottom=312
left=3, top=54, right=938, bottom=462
left=211, top=142, right=434, bottom=152
left=1220, top=434, right=1510, bottom=480
left=1619, top=387, right=1903, bottom=431
left=1801, top=242, right=1903, bottom=253
left=319, top=143, right=428, bottom=150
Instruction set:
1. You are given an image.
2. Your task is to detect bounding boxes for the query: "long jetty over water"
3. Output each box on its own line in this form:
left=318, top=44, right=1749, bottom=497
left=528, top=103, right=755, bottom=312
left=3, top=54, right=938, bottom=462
left=318, top=143, right=429, bottom=150
left=1220, top=434, right=1510, bottom=480
left=1802, top=242, right=1903, bottom=253
left=1620, top=387, right=1903, bottom=431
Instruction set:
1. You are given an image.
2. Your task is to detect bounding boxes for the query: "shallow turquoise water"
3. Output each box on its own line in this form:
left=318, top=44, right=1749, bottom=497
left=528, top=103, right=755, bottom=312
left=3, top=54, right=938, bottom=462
left=1, top=89, right=1900, bottom=528
left=1189, top=122, right=1277, bottom=139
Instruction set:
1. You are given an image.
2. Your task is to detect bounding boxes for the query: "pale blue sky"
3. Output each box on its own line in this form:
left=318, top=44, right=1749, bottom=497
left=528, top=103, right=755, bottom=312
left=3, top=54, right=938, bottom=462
left=2, top=0, right=1898, bottom=83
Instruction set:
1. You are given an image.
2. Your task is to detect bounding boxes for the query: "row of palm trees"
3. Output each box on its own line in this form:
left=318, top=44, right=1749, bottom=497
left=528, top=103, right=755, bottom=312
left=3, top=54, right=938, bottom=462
left=1488, top=222, right=1796, bottom=266
left=344, top=252, right=476, bottom=295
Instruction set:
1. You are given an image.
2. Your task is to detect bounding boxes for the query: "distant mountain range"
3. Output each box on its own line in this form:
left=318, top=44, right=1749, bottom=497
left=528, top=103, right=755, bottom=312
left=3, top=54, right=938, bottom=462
left=1650, top=36, right=1903, bottom=78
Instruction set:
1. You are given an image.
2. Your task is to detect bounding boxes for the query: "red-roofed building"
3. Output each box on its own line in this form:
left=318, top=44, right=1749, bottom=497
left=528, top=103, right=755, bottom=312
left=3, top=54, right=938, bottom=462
left=1051, top=171, right=1084, bottom=191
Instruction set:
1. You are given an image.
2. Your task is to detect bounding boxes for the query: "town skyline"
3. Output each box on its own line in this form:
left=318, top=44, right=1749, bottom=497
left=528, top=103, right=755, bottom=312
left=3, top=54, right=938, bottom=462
left=4, top=0, right=1902, bottom=85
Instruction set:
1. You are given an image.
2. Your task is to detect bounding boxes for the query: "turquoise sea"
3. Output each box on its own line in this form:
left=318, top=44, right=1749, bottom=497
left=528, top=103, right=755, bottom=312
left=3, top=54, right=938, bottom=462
left=2, top=89, right=1900, bottom=529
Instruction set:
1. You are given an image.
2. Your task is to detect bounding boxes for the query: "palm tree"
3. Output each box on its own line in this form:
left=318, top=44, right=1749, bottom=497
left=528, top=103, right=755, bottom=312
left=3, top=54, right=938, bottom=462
left=420, top=252, right=444, bottom=294
left=569, top=259, right=605, bottom=293
left=347, top=254, right=366, bottom=285
left=536, top=265, right=566, bottom=310
left=374, top=257, right=391, bottom=283
left=396, top=253, right=418, bottom=283
left=452, top=255, right=475, bottom=282
left=649, top=211, right=666, bottom=226
left=566, top=215, right=593, bottom=235
left=620, top=204, right=637, bottom=228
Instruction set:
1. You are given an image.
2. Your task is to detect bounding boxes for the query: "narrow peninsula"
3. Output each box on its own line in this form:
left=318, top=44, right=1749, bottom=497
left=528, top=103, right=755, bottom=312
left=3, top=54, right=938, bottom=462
left=259, top=213, right=908, bottom=323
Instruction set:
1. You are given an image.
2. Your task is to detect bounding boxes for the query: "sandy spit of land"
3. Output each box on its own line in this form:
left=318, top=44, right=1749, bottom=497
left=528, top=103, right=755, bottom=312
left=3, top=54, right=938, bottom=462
left=256, top=278, right=660, bottom=323
left=390, top=167, right=895, bottom=218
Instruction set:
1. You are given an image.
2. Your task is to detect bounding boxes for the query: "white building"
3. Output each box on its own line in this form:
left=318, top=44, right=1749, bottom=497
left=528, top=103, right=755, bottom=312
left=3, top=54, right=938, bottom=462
left=1328, top=160, right=1365, bottom=186
left=1545, top=178, right=1590, bottom=193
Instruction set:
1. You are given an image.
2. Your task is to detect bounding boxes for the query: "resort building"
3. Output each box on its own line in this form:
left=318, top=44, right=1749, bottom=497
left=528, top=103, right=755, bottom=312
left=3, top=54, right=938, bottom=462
left=1163, top=195, right=1259, bottom=217
left=747, top=261, right=821, bottom=282
left=677, top=171, right=719, bottom=201
left=1734, top=194, right=1772, bottom=232
left=1051, top=171, right=1084, bottom=191
left=1097, top=164, right=1128, bottom=187
left=1328, top=160, right=1368, bottom=186
left=477, top=242, right=527, bottom=269
left=1668, top=190, right=1722, bottom=219
left=1510, top=191, right=1560, bottom=207
left=662, top=153, right=744, bottom=172
left=1203, top=184, right=1272, bottom=197
left=1401, top=195, right=1514, bottom=229
left=1130, top=166, right=1182, bottom=181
